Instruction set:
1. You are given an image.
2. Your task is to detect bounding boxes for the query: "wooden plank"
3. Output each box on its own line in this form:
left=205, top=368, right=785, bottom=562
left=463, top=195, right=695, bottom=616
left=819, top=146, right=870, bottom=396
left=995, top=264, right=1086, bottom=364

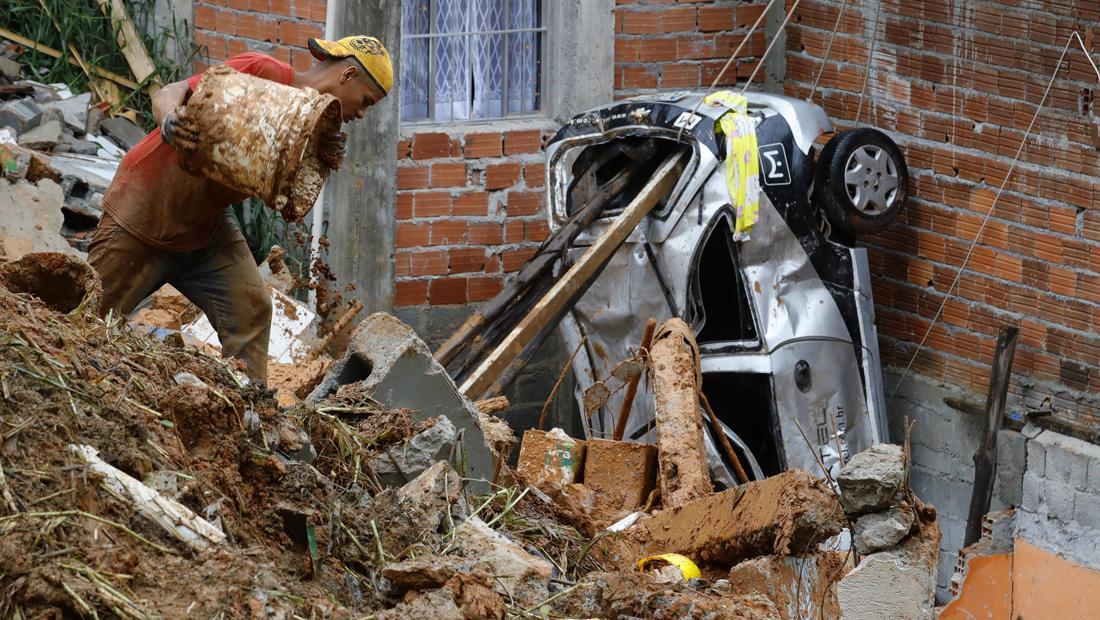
left=95, top=0, right=162, bottom=96
left=964, top=326, right=1019, bottom=547
left=459, top=152, right=687, bottom=399
left=0, top=27, right=141, bottom=90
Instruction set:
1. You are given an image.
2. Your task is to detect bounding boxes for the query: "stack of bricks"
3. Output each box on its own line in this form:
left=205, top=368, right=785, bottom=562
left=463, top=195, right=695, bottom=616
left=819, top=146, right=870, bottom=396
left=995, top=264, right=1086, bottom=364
left=786, top=0, right=1100, bottom=426
left=393, top=127, right=551, bottom=308
left=614, top=0, right=769, bottom=96
left=193, top=0, right=325, bottom=72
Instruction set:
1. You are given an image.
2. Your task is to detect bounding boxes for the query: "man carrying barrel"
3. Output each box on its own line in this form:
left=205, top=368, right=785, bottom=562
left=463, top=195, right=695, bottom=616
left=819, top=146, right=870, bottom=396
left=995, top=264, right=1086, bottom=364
left=88, top=36, right=392, bottom=384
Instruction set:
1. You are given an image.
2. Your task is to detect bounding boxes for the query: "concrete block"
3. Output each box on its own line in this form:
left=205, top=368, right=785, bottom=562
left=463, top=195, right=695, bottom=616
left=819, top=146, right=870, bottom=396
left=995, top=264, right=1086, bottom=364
left=367, top=416, right=457, bottom=488
left=0, top=98, right=41, bottom=133
left=1088, top=459, right=1100, bottom=496
left=60, top=134, right=99, bottom=156
left=452, top=516, right=552, bottom=608
left=307, top=313, right=499, bottom=493
left=837, top=443, right=905, bottom=514
left=100, top=116, right=147, bottom=150
left=583, top=437, right=657, bottom=513
left=1073, top=490, right=1100, bottom=531
left=1037, top=431, right=1092, bottom=491
left=1045, top=479, right=1077, bottom=522
left=17, top=120, right=63, bottom=151
left=837, top=521, right=940, bottom=619
left=1027, top=437, right=1046, bottom=477
left=726, top=551, right=847, bottom=619
left=41, top=93, right=90, bottom=134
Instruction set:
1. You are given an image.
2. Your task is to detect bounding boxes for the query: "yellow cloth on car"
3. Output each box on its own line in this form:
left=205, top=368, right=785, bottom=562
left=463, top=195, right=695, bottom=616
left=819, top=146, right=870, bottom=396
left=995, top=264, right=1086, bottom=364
left=704, top=91, right=761, bottom=240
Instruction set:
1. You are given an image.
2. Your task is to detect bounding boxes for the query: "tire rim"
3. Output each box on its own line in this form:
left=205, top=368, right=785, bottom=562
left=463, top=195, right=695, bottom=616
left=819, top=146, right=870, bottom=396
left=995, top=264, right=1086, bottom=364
left=843, top=145, right=899, bottom=216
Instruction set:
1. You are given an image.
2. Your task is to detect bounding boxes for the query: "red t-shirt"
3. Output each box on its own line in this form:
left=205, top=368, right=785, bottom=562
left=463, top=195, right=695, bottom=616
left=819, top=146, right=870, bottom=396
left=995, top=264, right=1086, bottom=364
left=102, top=53, right=295, bottom=252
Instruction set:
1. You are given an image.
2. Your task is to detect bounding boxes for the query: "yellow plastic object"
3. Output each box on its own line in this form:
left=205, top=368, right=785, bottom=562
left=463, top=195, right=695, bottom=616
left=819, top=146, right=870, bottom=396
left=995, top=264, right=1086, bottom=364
left=703, top=90, right=761, bottom=240
left=636, top=553, right=702, bottom=580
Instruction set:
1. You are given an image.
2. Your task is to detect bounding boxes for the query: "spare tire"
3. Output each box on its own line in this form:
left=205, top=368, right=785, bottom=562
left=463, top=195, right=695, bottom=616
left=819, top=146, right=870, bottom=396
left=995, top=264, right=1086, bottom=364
left=815, top=128, right=908, bottom=235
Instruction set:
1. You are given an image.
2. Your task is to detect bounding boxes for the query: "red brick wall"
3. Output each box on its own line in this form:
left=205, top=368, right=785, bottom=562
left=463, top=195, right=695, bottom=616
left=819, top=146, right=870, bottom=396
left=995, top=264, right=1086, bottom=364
left=614, top=0, right=769, bottom=97
left=393, top=128, right=552, bottom=307
left=193, top=0, right=324, bottom=72
left=786, top=1, right=1100, bottom=425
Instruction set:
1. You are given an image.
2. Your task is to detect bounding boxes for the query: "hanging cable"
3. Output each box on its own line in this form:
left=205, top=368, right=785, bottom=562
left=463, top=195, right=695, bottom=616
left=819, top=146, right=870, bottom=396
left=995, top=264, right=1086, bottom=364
left=853, top=0, right=884, bottom=125
left=808, top=0, right=853, bottom=102
left=888, top=31, right=1100, bottom=404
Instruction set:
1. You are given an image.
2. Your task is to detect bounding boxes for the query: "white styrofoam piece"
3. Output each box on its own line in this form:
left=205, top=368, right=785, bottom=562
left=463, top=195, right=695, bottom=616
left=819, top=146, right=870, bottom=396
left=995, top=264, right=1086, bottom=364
left=183, top=289, right=315, bottom=363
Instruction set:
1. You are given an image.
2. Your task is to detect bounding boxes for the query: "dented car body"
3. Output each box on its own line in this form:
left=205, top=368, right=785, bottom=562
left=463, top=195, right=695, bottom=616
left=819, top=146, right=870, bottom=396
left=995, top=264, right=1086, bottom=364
left=546, top=91, right=893, bottom=486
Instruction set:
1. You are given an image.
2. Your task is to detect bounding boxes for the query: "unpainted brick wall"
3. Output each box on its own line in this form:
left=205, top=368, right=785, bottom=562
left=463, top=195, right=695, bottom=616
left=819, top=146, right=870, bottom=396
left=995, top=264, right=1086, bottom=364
left=786, top=0, right=1100, bottom=429
left=193, top=0, right=324, bottom=72
left=614, top=0, right=769, bottom=96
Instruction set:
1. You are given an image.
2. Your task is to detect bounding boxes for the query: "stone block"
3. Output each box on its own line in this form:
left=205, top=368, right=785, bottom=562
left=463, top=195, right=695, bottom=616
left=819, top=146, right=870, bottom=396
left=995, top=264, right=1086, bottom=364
left=837, top=521, right=940, bottom=619
left=308, top=313, right=499, bottom=494
left=0, top=179, right=79, bottom=258
left=837, top=443, right=905, bottom=515
left=367, top=416, right=457, bottom=488
left=61, top=134, right=99, bottom=156
left=853, top=507, right=915, bottom=555
left=41, top=93, right=90, bottom=134
left=0, top=97, right=42, bottom=133
left=100, top=116, right=147, bottom=150
left=17, top=120, right=62, bottom=151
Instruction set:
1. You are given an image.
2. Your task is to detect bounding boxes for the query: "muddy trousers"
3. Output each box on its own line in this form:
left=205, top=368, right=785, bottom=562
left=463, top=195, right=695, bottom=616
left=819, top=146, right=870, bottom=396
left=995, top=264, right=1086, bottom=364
left=88, top=212, right=271, bottom=384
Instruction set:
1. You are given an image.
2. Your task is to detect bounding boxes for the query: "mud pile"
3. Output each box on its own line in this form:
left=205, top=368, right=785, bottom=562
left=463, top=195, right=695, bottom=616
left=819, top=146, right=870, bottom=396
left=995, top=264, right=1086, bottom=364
left=0, top=253, right=941, bottom=618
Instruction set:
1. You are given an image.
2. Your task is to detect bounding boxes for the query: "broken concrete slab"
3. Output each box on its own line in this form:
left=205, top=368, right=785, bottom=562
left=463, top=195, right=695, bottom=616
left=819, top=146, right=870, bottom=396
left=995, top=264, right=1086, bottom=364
left=0, top=97, right=40, bottom=133
left=367, top=415, right=457, bottom=488
left=41, top=92, right=90, bottom=134
left=375, top=587, right=464, bottom=620
left=727, top=550, right=850, bottom=619
left=630, top=470, right=845, bottom=568
left=452, top=516, right=553, bottom=608
left=308, top=313, right=500, bottom=493
left=837, top=443, right=905, bottom=514
left=0, top=179, right=80, bottom=259
left=381, top=556, right=505, bottom=620
left=853, top=506, right=915, bottom=555
left=61, top=133, right=99, bottom=156
left=17, top=120, right=63, bottom=151
left=516, top=428, right=585, bottom=489
left=837, top=520, right=940, bottom=619
left=583, top=437, right=657, bottom=513
left=396, top=460, right=465, bottom=532
left=100, top=116, right=147, bottom=150
left=649, top=318, right=711, bottom=507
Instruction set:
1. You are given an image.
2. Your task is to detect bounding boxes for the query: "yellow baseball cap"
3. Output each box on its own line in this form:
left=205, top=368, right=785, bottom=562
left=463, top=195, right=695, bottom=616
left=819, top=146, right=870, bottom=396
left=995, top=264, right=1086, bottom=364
left=308, top=35, right=394, bottom=94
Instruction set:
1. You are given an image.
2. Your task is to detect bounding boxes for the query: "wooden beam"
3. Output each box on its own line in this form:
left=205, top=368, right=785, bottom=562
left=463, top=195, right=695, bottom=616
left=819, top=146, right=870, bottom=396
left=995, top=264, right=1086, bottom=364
left=0, top=27, right=141, bottom=90
left=96, top=0, right=162, bottom=96
left=459, top=151, right=687, bottom=399
left=964, top=325, right=1019, bottom=547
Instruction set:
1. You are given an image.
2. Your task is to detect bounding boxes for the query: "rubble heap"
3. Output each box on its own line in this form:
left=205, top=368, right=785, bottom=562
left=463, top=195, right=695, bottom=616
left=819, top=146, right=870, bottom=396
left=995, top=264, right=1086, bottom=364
left=0, top=252, right=942, bottom=618
left=1, top=46, right=143, bottom=256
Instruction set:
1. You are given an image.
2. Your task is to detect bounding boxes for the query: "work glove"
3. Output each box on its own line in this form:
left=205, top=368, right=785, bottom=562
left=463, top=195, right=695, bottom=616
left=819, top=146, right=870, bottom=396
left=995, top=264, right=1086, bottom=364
left=160, top=108, right=198, bottom=149
left=318, top=131, right=348, bottom=169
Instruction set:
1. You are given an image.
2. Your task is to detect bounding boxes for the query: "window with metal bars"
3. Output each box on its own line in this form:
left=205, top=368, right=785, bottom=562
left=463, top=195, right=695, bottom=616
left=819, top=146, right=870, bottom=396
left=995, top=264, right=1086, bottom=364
left=400, top=0, right=546, bottom=123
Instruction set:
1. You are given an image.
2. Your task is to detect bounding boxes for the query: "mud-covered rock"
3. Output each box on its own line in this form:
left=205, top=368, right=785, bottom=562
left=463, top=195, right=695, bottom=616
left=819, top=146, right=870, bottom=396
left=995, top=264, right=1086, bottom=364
left=852, top=506, right=914, bottom=554
left=837, top=443, right=905, bottom=515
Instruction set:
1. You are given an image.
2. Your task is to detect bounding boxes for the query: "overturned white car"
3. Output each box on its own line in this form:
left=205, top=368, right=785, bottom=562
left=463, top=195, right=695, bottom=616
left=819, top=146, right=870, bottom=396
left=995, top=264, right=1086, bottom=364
left=547, top=91, right=908, bottom=487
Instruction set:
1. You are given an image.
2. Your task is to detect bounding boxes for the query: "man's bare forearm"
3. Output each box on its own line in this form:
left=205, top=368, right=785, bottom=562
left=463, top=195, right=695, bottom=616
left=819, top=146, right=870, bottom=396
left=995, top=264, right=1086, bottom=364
left=152, top=80, right=191, bottom=126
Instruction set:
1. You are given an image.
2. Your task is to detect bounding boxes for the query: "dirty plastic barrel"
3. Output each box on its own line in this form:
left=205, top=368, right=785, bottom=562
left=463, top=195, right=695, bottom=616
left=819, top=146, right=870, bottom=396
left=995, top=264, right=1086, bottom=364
left=0, top=252, right=102, bottom=314
left=176, top=65, right=343, bottom=223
